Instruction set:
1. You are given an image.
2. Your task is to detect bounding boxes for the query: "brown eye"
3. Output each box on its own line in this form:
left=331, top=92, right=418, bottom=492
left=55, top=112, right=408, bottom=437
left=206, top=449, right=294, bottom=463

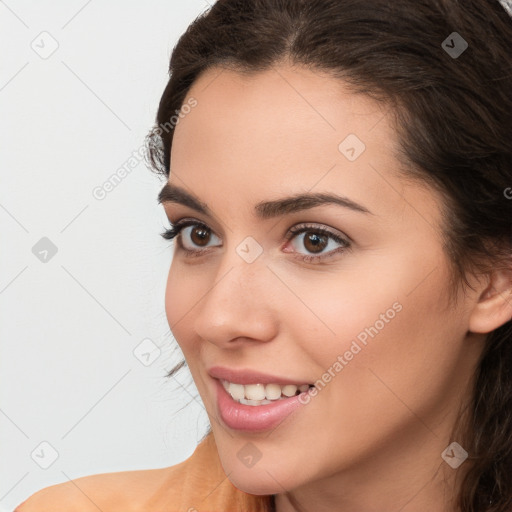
left=178, top=223, right=221, bottom=251
left=302, top=232, right=329, bottom=253
left=189, top=225, right=211, bottom=247
left=284, top=223, right=351, bottom=264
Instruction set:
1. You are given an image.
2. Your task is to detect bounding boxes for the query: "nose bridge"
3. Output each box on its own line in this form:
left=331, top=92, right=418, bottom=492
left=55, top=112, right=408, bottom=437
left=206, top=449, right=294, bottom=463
left=193, top=239, right=277, bottom=344
left=213, top=232, right=271, bottom=299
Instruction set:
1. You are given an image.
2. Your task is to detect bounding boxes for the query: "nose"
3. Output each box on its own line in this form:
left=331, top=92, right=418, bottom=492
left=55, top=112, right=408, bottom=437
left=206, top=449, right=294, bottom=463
left=192, top=248, right=279, bottom=348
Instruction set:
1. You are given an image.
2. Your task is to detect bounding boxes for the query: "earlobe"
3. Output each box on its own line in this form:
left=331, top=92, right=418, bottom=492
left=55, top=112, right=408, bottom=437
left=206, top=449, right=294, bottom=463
left=468, top=266, right=512, bottom=334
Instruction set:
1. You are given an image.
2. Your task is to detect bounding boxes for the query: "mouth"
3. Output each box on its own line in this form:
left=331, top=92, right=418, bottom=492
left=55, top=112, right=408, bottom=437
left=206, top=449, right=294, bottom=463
left=213, top=377, right=317, bottom=432
left=220, top=379, right=315, bottom=406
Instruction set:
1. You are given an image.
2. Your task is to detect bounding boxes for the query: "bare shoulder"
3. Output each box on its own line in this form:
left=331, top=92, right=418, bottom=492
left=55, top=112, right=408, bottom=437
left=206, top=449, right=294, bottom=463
left=14, top=466, right=176, bottom=512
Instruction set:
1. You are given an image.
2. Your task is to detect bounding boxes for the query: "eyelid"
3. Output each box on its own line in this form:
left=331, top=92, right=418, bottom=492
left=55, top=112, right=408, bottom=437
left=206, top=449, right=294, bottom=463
left=163, top=218, right=220, bottom=244
left=169, top=217, right=212, bottom=230
left=281, top=223, right=351, bottom=263
left=169, top=217, right=220, bottom=238
left=285, top=222, right=352, bottom=244
left=166, top=218, right=350, bottom=245
left=165, top=208, right=225, bottom=234
left=162, top=217, right=352, bottom=263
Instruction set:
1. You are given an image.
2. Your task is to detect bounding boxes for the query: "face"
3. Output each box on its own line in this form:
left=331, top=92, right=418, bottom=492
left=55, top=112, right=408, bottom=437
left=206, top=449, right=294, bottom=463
left=161, top=63, right=484, bottom=499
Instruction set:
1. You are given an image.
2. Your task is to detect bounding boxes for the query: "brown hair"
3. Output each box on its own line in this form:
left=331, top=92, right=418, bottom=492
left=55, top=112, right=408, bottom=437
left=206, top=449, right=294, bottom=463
left=146, top=1, right=512, bottom=510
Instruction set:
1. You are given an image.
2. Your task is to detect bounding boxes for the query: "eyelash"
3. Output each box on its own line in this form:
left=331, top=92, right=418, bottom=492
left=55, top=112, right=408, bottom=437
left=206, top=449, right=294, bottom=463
left=160, top=219, right=351, bottom=264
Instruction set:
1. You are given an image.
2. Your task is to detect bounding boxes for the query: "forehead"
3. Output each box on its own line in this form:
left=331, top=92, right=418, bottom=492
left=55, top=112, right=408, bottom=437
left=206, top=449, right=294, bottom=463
left=178, top=64, right=392, bottom=153
left=169, top=64, right=442, bottom=228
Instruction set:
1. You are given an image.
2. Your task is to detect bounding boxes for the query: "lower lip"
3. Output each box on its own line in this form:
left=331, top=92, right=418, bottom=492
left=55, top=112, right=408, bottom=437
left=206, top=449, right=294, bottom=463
left=214, top=379, right=311, bottom=432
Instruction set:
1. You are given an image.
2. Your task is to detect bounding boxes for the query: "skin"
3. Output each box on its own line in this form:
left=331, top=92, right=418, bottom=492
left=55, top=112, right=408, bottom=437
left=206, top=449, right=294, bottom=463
left=161, top=63, right=512, bottom=512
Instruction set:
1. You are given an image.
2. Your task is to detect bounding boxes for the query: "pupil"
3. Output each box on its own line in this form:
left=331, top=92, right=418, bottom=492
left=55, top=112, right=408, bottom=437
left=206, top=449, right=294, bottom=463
left=305, top=232, right=327, bottom=253
left=192, top=227, right=209, bottom=246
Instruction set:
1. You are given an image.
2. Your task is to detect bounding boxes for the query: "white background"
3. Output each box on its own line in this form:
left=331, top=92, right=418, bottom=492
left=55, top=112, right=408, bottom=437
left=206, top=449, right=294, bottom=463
left=0, top=2, right=211, bottom=510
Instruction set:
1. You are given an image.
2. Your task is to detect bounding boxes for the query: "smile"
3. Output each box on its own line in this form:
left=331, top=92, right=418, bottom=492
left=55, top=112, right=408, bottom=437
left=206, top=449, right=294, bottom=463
left=221, top=379, right=314, bottom=406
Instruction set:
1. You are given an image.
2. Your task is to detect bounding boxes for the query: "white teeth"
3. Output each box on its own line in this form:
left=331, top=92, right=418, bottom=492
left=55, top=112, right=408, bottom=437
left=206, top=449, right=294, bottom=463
left=228, top=383, right=245, bottom=401
left=282, top=384, right=298, bottom=397
left=239, top=398, right=274, bottom=406
left=265, top=383, right=282, bottom=400
left=222, top=379, right=311, bottom=404
left=245, top=384, right=266, bottom=400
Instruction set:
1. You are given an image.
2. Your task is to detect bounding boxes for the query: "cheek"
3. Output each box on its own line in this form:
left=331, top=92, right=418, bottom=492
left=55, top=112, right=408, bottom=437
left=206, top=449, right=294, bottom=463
left=304, top=249, right=460, bottom=396
left=316, top=266, right=464, bottom=431
left=288, top=265, right=404, bottom=366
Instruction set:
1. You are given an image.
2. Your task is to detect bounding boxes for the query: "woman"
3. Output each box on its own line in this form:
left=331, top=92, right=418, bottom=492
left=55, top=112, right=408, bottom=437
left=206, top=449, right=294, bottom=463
left=16, top=0, right=512, bottom=511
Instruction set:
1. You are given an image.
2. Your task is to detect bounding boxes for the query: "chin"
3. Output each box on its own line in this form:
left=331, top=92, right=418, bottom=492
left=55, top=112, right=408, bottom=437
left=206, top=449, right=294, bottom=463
left=227, top=472, right=284, bottom=496
left=221, top=455, right=306, bottom=496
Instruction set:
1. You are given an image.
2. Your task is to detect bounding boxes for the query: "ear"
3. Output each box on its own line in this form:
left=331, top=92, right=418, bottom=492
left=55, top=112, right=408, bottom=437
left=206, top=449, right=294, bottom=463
left=468, top=265, right=512, bottom=334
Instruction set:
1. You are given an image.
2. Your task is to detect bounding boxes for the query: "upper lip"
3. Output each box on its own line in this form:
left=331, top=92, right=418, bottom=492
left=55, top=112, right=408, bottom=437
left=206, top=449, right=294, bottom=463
left=208, top=365, right=313, bottom=387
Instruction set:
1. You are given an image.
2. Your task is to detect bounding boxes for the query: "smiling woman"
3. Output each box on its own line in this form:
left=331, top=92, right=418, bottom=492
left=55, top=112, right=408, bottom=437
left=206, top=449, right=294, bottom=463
left=15, top=0, right=512, bottom=511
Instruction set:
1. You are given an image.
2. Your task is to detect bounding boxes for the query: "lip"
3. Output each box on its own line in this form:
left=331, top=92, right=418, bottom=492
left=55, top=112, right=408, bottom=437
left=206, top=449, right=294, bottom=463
left=213, top=377, right=311, bottom=431
left=208, top=365, right=313, bottom=386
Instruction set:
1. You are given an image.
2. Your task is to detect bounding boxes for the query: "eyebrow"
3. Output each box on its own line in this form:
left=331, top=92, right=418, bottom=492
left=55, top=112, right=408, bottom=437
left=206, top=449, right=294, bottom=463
left=157, top=182, right=374, bottom=218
